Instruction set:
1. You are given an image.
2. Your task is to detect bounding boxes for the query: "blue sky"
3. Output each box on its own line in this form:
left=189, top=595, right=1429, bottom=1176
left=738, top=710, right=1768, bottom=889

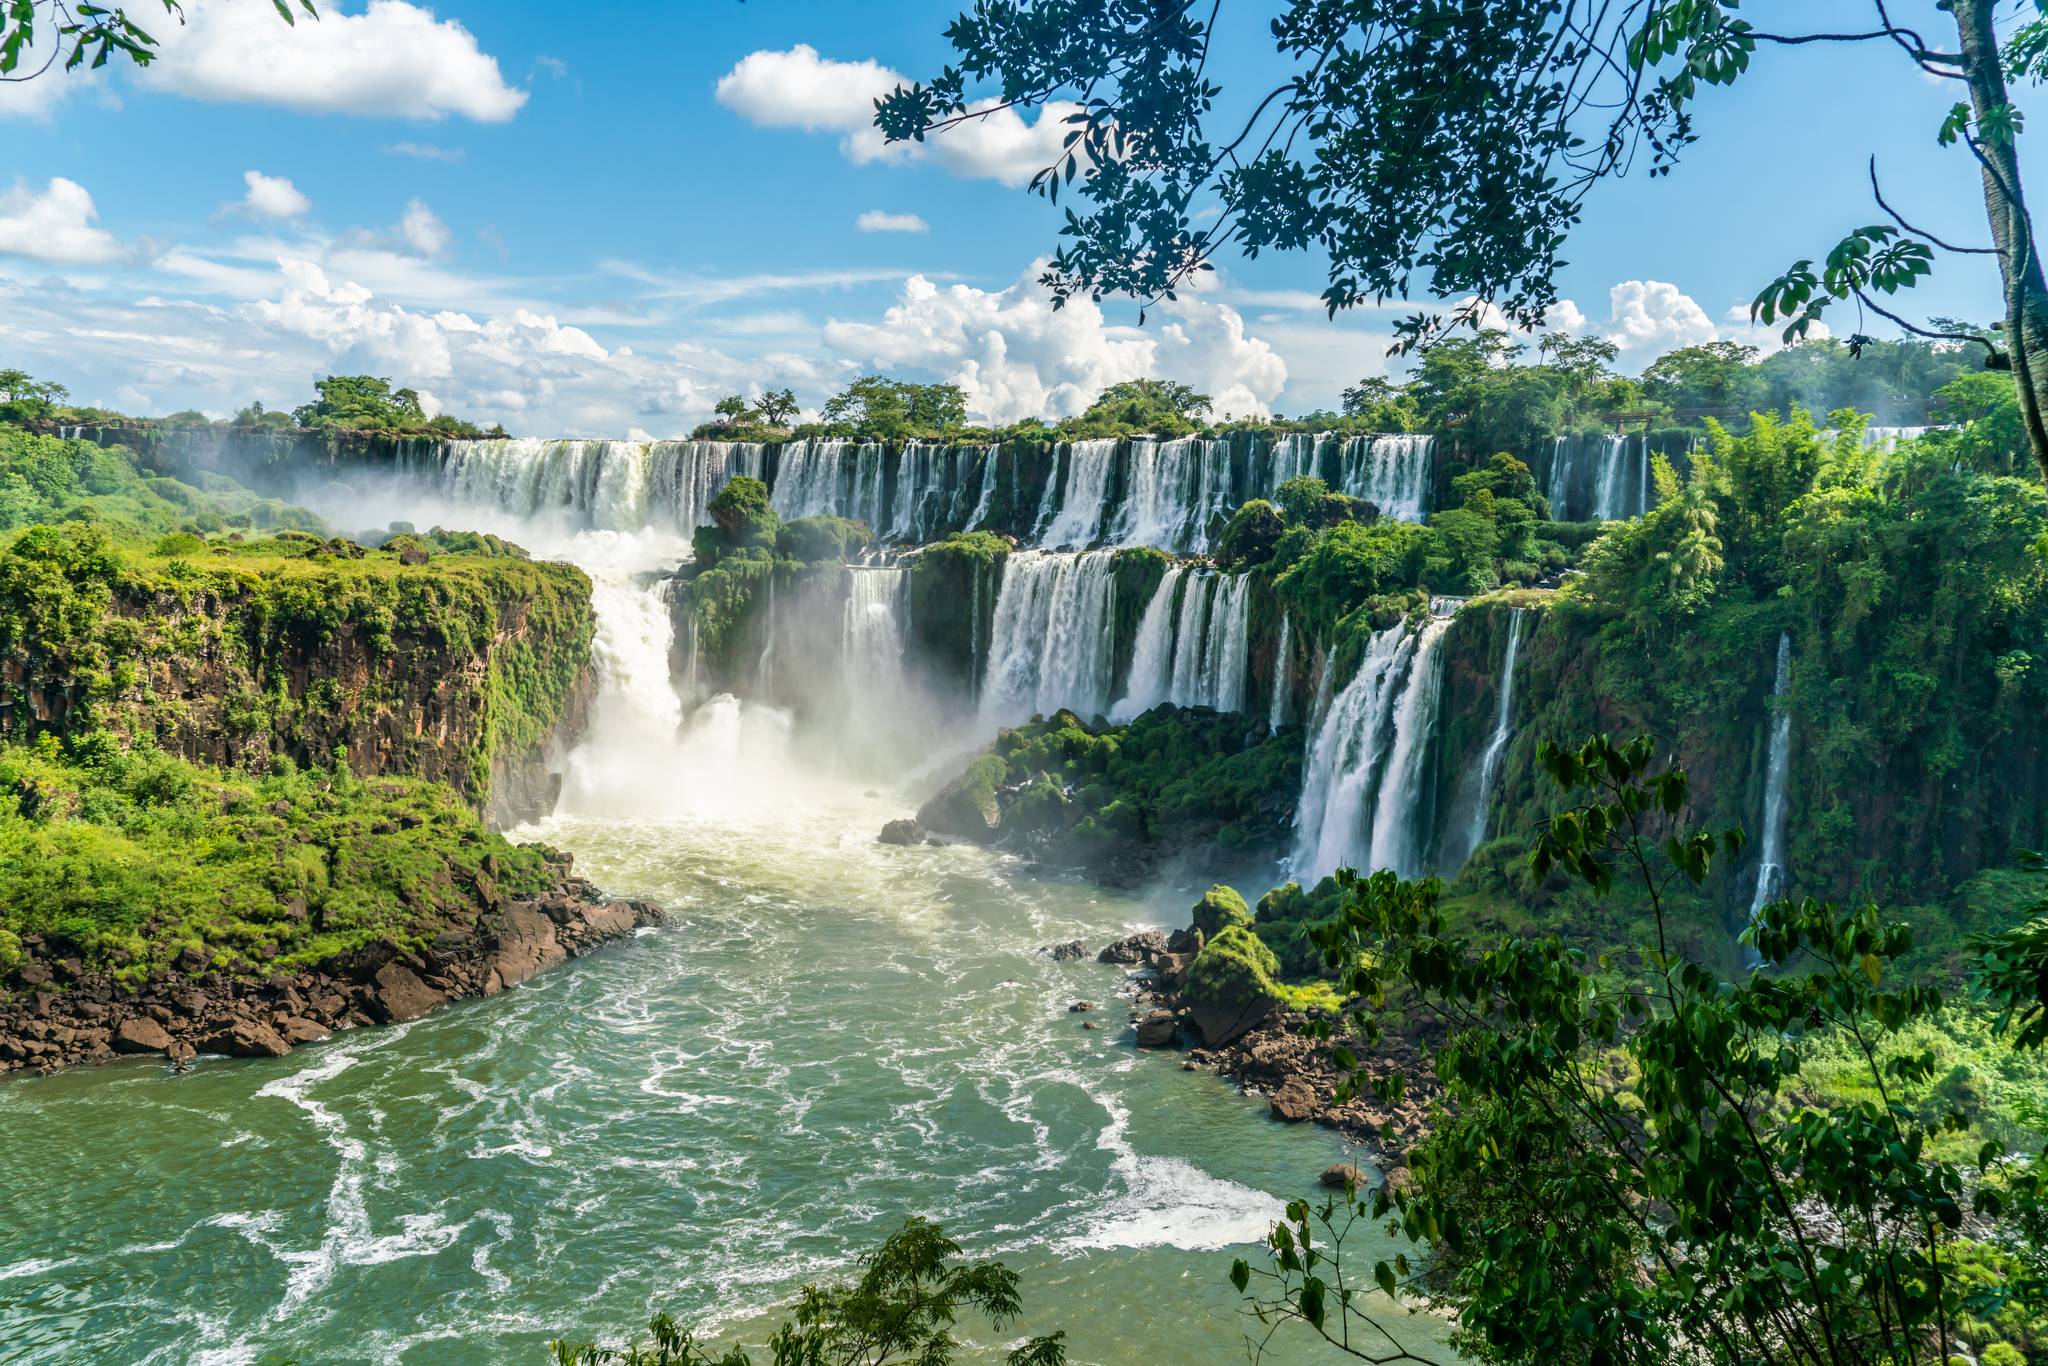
left=0, top=0, right=2031, bottom=435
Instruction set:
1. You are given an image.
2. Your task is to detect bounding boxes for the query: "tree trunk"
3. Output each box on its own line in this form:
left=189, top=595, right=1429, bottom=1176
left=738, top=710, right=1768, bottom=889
left=1953, top=0, right=2048, bottom=484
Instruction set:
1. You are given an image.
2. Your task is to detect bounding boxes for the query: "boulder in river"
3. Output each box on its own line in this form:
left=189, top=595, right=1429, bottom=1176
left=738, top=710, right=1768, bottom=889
left=877, top=818, right=924, bottom=847
left=1134, top=1011, right=1178, bottom=1048
left=364, top=962, right=447, bottom=1024
left=1046, top=940, right=1087, bottom=962
left=1268, top=1079, right=1318, bottom=1123
left=1097, top=931, right=1169, bottom=966
left=111, top=1017, right=173, bottom=1054
left=1320, top=1162, right=1367, bottom=1190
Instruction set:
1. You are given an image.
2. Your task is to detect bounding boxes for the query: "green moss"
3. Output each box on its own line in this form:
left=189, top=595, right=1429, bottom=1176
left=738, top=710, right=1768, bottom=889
left=0, top=739, right=560, bottom=987
left=1108, top=547, right=1169, bottom=689
left=777, top=515, right=871, bottom=563
left=910, top=532, right=1010, bottom=691
left=1185, top=923, right=1341, bottom=1018
left=1191, top=884, right=1252, bottom=939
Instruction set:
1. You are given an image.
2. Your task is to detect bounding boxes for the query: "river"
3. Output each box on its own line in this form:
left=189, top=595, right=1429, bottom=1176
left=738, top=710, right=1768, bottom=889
left=0, top=507, right=1443, bottom=1363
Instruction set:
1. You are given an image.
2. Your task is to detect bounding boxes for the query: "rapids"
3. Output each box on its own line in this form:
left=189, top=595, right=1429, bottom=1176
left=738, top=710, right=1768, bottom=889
left=0, top=481, right=1441, bottom=1363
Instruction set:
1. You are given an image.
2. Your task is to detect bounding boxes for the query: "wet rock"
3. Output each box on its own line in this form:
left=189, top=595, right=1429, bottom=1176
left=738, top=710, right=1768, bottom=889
left=877, top=818, right=925, bottom=847
left=1155, top=951, right=1194, bottom=992
left=1134, top=1012, right=1178, bottom=1048
left=111, top=1017, right=174, bottom=1054
left=1320, top=1163, right=1367, bottom=1190
left=1383, top=1165, right=1415, bottom=1195
left=1268, top=1079, right=1318, bottom=1123
left=1082, top=1020, right=1099, bottom=1030
left=1047, top=940, right=1087, bottom=962
left=201, top=1019, right=291, bottom=1059
left=1096, top=931, right=1169, bottom=966
left=481, top=907, right=566, bottom=993
left=364, top=962, right=447, bottom=1024
left=278, top=1017, right=331, bottom=1046
left=1068, top=1000, right=1096, bottom=1013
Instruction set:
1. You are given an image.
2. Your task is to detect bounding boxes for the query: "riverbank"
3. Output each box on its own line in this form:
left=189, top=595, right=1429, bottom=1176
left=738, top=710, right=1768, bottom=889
left=0, top=870, right=663, bottom=1076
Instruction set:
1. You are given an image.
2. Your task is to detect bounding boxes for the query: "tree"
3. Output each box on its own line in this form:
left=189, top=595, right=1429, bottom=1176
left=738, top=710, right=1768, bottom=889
left=0, top=369, right=67, bottom=422
left=712, top=394, right=755, bottom=428
left=1237, top=734, right=2040, bottom=1366
left=548, top=1218, right=1067, bottom=1366
left=876, top=1, right=2048, bottom=481
left=1640, top=342, right=1764, bottom=414
left=757, top=387, right=799, bottom=429
left=2, top=1, right=311, bottom=81
left=1341, top=377, right=1417, bottom=430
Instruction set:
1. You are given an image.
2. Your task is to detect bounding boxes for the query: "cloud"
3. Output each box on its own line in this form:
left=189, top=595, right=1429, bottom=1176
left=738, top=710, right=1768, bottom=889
left=715, top=46, right=1079, bottom=185
left=856, top=211, right=929, bottom=234
left=398, top=200, right=452, bottom=257
left=238, top=171, right=311, bottom=220
left=0, top=178, right=125, bottom=265
left=142, top=0, right=526, bottom=122
left=1597, top=280, right=1718, bottom=368
left=822, top=262, right=1286, bottom=423
left=386, top=141, right=464, bottom=162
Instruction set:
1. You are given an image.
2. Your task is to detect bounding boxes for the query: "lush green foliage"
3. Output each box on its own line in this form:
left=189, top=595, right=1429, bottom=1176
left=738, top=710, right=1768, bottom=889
left=0, top=736, right=556, bottom=986
left=1065, top=379, right=1212, bottom=437
left=1236, top=735, right=2047, bottom=1366
left=0, top=424, right=319, bottom=537
left=548, top=1219, right=1065, bottom=1366
left=291, top=375, right=485, bottom=438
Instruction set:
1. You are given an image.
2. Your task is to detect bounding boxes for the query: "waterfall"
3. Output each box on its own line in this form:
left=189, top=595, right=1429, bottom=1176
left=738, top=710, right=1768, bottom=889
left=1443, top=608, right=1526, bottom=872
left=1114, top=565, right=1186, bottom=720
left=979, top=550, right=1120, bottom=724
left=1336, top=434, right=1434, bottom=522
left=1746, top=632, right=1795, bottom=932
left=1549, top=433, right=1652, bottom=522
left=964, top=448, right=999, bottom=531
left=1266, top=433, right=1325, bottom=490
left=420, top=438, right=773, bottom=532
left=1118, top=436, right=1236, bottom=551
left=1268, top=615, right=1293, bottom=731
left=771, top=439, right=846, bottom=521
left=1039, top=439, right=1119, bottom=546
left=1291, top=614, right=1454, bottom=880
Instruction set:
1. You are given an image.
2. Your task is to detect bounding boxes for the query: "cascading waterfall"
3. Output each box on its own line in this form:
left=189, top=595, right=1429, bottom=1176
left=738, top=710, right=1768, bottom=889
left=1336, top=434, right=1435, bottom=521
left=425, top=438, right=769, bottom=531
left=1291, top=613, right=1454, bottom=880
left=1112, top=567, right=1252, bottom=718
left=1549, top=433, right=1652, bottom=522
left=1039, top=439, right=1119, bottom=546
left=1119, top=437, right=1236, bottom=550
left=979, top=551, right=1120, bottom=724
left=1266, top=433, right=1326, bottom=490
left=1746, top=632, right=1796, bottom=931
left=1268, top=615, right=1293, bottom=731
left=1443, top=609, right=1526, bottom=872
left=772, top=438, right=850, bottom=521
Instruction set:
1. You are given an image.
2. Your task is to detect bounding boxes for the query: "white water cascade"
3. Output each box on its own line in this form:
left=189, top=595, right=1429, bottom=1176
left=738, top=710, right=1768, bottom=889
left=1549, top=433, right=1653, bottom=522
left=1119, top=437, right=1237, bottom=550
left=1112, top=567, right=1252, bottom=719
left=1291, top=613, right=1455, bottom=880
left=1268, top=615, right=1293, bottom=731
left=423, top=438, right=770, bottom=532
left=1336, top=434, right=1435, bottom=522
left=1443, top=609, right=1527, bottom=872
left=979, top=550, right=1120, bottom=724
left=1038, top=440, right=1120, bottom=546
left=1746, top=632, right=1796, bottom=932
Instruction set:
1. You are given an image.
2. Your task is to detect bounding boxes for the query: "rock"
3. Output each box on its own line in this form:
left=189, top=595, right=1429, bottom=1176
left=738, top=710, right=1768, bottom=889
left=1046, top=940, right=1087, bottom=962
left=1189, top=885, right=1252, bottom=939
left=1097, top=931, right=1169, bottom=966
left=1165, top=926, right=1205, bottom=955
left=1068, top=1000, right=1096, bottom=1013
left=166, top=1040, right=196, bottom=1065
left=915, top=754, right=1006, bottom=842
left=481, top=907, right=566, bottom=993
left=278, top=1017, right=330, bottom=1046
left=1155, top=951, right=1194, bottom=991
left=396, top=541, right=431, bottom=566
left=877, top=818, right=925, bottom=847
left=575, top=902, right=638, bottom=941
left=1383, top=1165, right=1415, bottom=1194
left=1082, top=1020, right=1099, bottom=1030
left=201, top=1019, right=292, bottom=1058
left=1268, top=1079, right=1319, bottom=1123
left=1320, top=1163, right=1367, bottom=1190
left=364, top=962, right=447, bottom=1024
left=1134, top=1011, right=1179, bottom=1048
left=1182, top=1060, right=1199, bottom=1070
left=111, top=1017, right=174, bottom=1054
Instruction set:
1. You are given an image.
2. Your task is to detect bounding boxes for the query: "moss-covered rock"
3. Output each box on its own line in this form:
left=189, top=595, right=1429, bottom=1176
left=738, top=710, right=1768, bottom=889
left=1191, top=884, right=1252, bottom=939
left=909, top=532, right=1009, bottom=693
left=918, top=752, right=1007, bottom=839
left=1183, top=924, right=1288, bottom=1046
left=777, top=515, right=871, bottom=563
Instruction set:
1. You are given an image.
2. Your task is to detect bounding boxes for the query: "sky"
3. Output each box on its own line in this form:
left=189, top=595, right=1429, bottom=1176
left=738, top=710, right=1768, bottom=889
left=0, top=0, right=2034, bottom=437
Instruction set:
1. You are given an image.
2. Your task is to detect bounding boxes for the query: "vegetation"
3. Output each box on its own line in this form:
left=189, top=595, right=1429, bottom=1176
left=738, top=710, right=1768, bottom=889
left=1233, top=735, right=2048, bottom=1366
left=291, top=375, right=489, bottom=438
left=0, top=736, right=559, bottom=986
left=879, top=1, right=2048, bottom=480
left=547, top=1219, right=1064, bottom=1366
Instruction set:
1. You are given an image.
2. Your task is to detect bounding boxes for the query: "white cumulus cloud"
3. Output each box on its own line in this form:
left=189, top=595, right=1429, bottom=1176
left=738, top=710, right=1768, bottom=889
left=822, top=263, right=1286, bottom=424
left=1598, top=280, right=1720, bottom=368
left=239, top=170, right=310, bottom=220
left=856, top=211, right=928, bottom=234
left=142, top=0, right=526, bottom=122
left=0, top=178, right=124, bottom=265
left=716, top=46, right=1080, bottom=185
left=398, top=200, right=452, bottom=257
